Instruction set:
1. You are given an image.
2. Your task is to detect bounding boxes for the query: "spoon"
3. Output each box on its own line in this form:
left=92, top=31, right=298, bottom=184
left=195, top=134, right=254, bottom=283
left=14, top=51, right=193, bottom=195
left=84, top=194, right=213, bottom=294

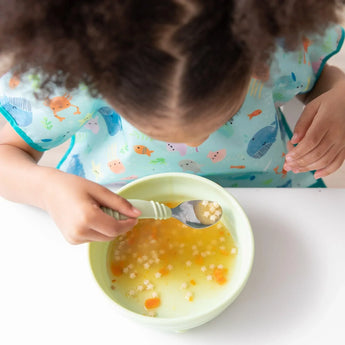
left=101, top=199, right=223, bottom=229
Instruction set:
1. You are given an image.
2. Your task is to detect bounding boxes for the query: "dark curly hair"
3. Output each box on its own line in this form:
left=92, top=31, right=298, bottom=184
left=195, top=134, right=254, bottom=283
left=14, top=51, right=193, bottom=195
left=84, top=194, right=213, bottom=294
left=0, top=0, right=344, bottom=121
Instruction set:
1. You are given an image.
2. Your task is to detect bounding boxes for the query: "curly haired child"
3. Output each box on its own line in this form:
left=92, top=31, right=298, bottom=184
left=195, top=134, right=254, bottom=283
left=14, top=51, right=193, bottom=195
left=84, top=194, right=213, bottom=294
left=0, top=0, right=345, bottom=244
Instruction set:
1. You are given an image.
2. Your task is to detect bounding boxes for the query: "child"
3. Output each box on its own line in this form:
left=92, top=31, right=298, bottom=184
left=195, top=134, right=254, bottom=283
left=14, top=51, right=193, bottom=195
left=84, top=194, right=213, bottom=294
left=0, top=0, right=345, bottom=244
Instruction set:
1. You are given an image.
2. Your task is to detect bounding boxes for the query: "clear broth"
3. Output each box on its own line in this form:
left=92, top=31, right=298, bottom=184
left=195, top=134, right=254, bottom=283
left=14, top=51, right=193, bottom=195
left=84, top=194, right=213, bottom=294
left=107, top=202, right=238, bottom=317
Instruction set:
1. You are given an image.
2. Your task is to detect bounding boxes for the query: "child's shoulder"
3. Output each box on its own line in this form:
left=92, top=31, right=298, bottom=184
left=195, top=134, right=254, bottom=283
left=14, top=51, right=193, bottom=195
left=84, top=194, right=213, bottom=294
left=272, top=25, right=344, bottom=75
left=0, top=70, right=103, bottom=151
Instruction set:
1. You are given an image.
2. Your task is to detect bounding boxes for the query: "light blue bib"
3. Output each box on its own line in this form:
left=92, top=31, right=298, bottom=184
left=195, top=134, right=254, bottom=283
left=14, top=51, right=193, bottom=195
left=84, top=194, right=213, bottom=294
left=0, top=26, right=343, bottom=187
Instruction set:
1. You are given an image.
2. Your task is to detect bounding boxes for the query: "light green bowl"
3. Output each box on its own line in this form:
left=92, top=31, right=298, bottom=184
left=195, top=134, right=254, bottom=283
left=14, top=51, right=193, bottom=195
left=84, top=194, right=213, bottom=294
left=89, top=173, right=254, bottom=332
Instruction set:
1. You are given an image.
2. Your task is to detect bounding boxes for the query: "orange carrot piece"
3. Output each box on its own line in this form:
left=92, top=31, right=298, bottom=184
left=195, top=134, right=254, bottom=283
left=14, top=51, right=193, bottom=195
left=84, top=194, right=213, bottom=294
left=159, top=267, right=170, bottom=276
left=145, top=297, right=161, bottom=309
left=190, top=279, right=196, bottom=286
left=213, top=268, right=228, bottom=285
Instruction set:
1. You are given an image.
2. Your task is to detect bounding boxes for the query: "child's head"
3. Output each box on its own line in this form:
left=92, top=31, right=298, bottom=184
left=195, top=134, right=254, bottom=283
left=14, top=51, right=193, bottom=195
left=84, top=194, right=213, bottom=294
left=0, top=0, right=343, bottom=145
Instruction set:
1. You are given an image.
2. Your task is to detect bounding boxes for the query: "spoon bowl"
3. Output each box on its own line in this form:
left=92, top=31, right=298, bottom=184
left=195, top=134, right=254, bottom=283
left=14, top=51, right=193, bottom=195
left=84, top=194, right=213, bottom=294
left=102, top=199, right=223, bottom=229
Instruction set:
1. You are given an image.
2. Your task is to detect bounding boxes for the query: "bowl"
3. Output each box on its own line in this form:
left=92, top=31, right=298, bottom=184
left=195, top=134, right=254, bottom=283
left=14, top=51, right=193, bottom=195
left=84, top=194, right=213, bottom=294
left=89, top=172, right=254, bottom=332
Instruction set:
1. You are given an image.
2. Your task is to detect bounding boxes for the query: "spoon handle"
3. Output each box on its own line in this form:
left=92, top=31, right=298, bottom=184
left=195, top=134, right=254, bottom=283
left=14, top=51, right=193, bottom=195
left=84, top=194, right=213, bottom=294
left=101, top=199, right=172, bottom=220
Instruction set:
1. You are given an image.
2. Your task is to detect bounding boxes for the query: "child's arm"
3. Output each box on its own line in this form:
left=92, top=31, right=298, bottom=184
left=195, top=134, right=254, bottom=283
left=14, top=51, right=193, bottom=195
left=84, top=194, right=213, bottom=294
left=284, top=64, right=345, bottom=179
left=0, top=124, right=140, bottom=244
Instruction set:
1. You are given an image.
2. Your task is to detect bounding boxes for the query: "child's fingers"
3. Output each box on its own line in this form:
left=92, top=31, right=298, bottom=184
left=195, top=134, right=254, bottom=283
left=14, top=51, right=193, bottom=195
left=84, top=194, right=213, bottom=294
left=88, top=204, right=138, bottom=237
left=290, top=100, right=320, bottom=144
left=286, top=127, right=326, bottom=163
left=284, top=134, right=334, bottom=170
left=66, top=208, right=138, bottom=244
left=314, top=148, right=345, bottom=179
left=285, top=144, right=338, bottom=173
left=68, top=229, right=115, bottom=244
left=67, top=228, right=124, bottom=245
left=86, top=222, right=136, bottom=243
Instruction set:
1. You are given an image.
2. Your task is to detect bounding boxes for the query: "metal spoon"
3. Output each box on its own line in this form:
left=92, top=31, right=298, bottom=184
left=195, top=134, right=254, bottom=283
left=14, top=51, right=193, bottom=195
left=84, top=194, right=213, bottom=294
left=101, top=199, right=223, bottom=229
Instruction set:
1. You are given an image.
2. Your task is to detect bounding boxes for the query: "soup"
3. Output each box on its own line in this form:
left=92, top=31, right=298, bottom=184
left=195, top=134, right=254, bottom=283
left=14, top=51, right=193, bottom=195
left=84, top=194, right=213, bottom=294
left=107, top=202, right=238, bottom=317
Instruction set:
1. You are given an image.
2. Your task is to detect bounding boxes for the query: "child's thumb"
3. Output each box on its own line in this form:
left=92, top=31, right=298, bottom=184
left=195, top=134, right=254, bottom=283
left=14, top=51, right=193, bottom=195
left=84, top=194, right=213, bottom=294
left=96, top=187, right=141, bottom=218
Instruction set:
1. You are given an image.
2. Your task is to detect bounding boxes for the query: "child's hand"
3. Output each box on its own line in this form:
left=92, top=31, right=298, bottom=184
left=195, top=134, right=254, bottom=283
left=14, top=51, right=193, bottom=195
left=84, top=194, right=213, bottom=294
left=284, top=82, right=345, bottom=179
left=42, top=169, right=141, bottom=244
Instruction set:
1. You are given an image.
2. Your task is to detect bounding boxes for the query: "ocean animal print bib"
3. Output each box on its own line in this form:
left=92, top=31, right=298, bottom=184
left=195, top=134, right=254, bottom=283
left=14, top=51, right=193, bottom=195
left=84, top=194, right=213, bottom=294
left=0, top=26, right=343, bottom=187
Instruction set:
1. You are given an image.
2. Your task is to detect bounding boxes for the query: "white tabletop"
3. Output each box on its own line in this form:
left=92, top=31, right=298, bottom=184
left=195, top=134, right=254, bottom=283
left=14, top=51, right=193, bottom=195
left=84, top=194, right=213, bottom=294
left=1, top=188, right=345, bottom=345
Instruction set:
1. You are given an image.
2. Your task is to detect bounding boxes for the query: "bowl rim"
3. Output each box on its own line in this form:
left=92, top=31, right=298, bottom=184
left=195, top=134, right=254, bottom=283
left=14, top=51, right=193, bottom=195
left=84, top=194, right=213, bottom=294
left=89, top=172, right=255, bottom=326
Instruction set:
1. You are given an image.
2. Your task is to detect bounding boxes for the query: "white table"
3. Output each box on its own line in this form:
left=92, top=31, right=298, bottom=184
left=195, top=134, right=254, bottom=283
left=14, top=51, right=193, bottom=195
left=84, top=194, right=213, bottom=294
left=1, top=189, right=344, bottom=345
